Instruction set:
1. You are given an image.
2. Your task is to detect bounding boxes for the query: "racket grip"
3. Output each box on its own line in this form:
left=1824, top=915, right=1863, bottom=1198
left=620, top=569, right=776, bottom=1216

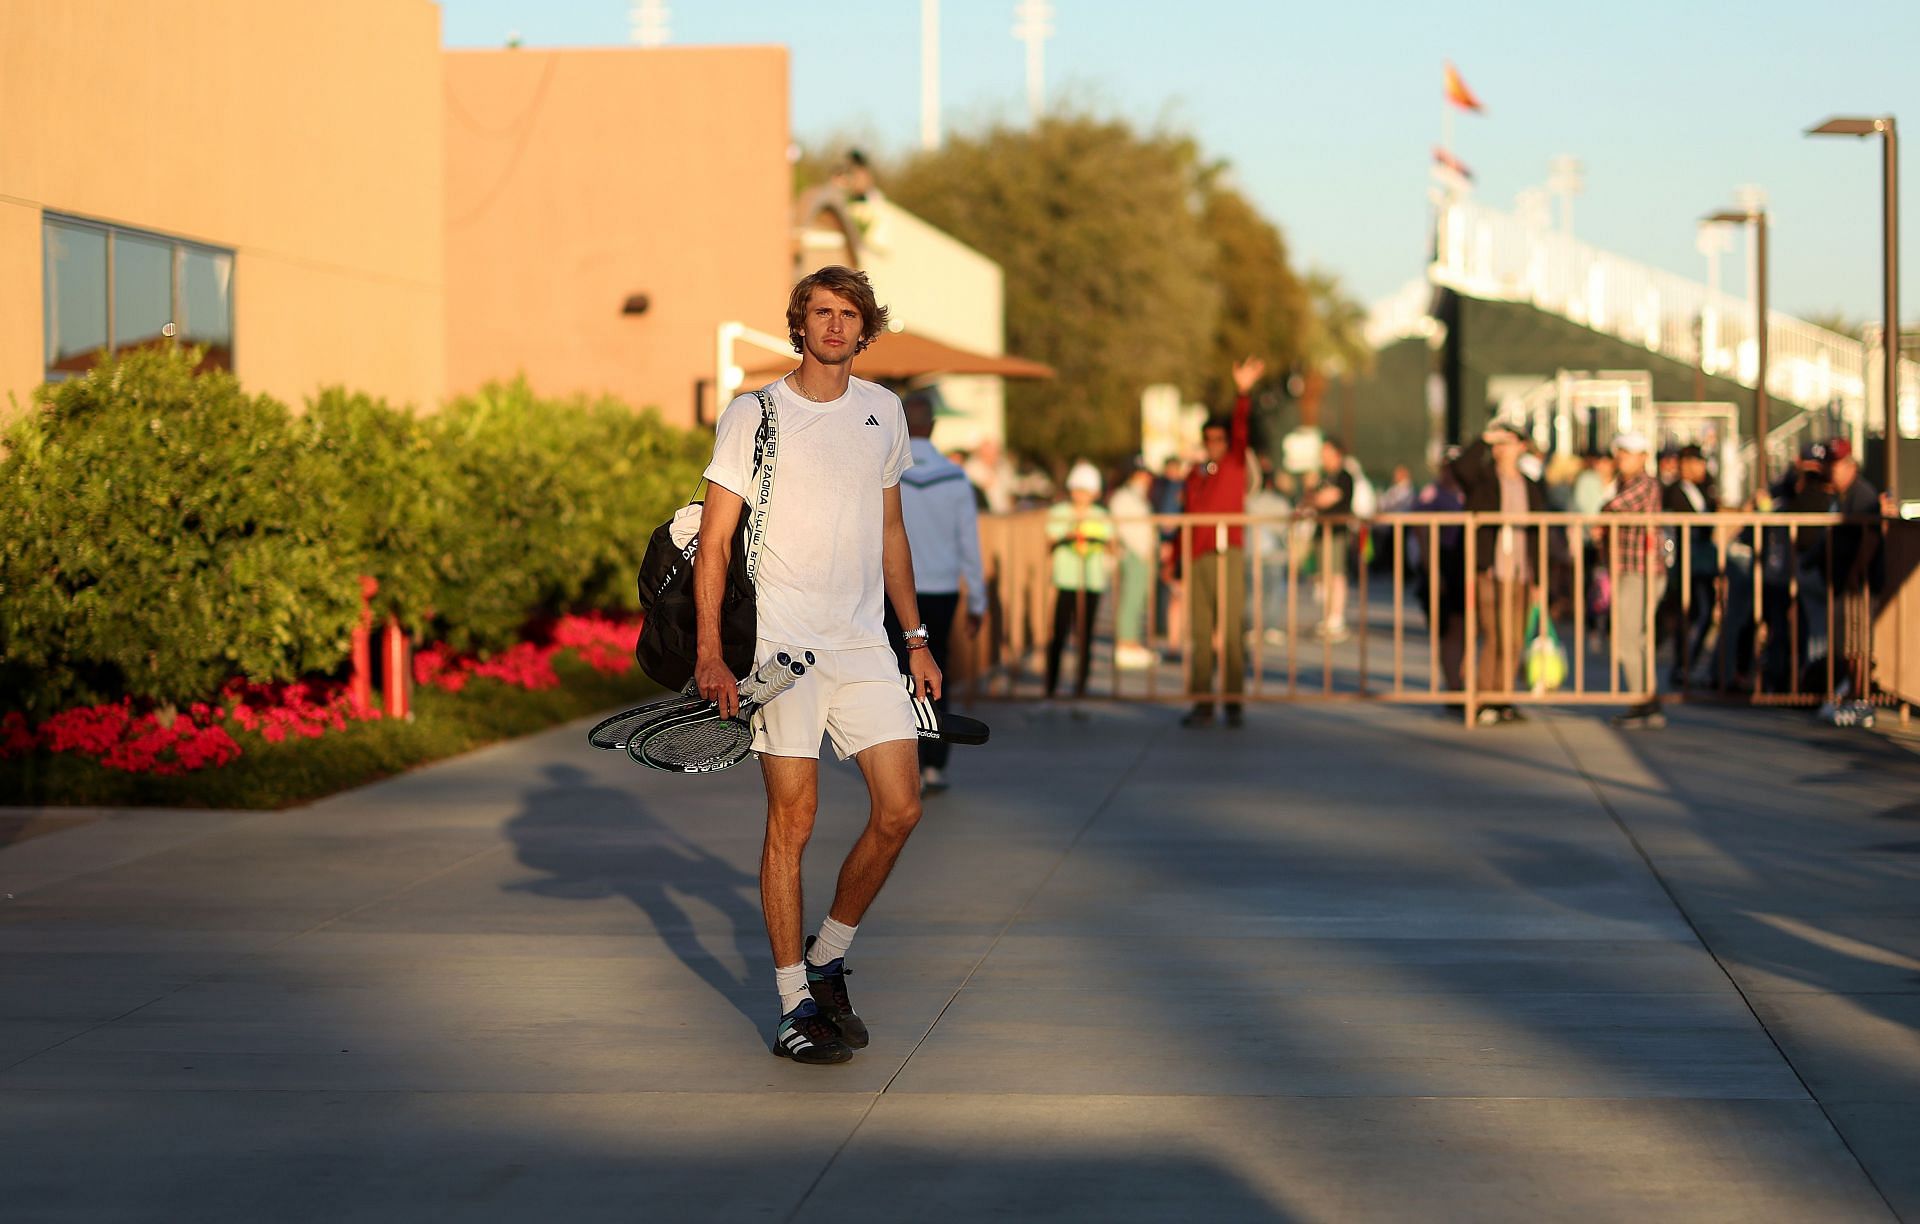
left=737, top=653, right=806, bottom=706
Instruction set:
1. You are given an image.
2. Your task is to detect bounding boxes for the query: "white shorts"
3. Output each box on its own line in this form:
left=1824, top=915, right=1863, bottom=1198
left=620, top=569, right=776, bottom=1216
left=751, top=641, right=916, bottom=761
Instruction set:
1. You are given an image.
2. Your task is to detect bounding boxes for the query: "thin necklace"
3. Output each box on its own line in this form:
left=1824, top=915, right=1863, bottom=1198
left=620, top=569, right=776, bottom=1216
left=786, top=372, right=838, bottom=403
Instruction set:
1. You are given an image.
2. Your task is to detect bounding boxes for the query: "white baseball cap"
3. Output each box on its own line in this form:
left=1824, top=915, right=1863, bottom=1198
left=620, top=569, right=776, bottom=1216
left=1611, top=431, right=1650, bottom=455
left=1065, top=461, right=1103, bottom=494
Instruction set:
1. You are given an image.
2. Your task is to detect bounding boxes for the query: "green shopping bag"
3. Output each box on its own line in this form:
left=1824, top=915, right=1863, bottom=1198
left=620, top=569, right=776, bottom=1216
left=1524, top=603, right=1567, bottom=693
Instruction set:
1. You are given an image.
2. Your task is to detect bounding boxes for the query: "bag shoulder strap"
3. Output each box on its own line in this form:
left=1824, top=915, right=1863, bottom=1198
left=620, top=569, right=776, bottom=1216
left=743, top=388, right=779, bottom=582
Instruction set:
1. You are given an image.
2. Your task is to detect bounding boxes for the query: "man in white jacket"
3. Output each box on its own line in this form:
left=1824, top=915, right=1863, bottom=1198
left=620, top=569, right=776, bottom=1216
left=884, top=390, right=987, bottom=795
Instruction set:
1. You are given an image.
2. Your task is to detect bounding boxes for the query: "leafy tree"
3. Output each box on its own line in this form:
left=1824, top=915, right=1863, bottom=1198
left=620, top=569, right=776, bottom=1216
left=1197, top=178, right=1313, bottom=412
left=1299, top=271, right=1373, bottom=429
left=417, top=380, right=706, bottom=653
left=302, top=387, right=459, bottom=637
left=890, top=112, right=1221, bottom=474
left=0, top=351, right=706, bottom=715
left=0, top=350, right=357, bottom=713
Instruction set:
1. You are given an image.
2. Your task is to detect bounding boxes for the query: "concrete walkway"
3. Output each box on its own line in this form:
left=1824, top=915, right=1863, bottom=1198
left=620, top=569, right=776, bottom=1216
left=2, top=699, right=1917, bottom=1222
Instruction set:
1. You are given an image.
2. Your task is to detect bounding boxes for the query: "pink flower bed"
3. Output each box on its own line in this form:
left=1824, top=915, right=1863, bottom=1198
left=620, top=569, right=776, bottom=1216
left=6, top=700, right=245, bottom=777
left=412, top=614, right=637, bottom=693
left=1, top=614, right=641, bottom=777
left=223, top=678, right=380, bottom=745
left=550, top=613, right=639, bottom=676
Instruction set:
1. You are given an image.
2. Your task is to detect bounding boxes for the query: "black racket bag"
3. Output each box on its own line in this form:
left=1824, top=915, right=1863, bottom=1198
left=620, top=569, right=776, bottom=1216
left=634, top=389, right=777, bottom=692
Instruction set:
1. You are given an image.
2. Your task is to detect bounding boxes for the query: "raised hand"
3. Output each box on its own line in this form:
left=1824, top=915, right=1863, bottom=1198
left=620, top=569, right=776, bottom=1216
left=1231, top=357, right=1266, bottom=395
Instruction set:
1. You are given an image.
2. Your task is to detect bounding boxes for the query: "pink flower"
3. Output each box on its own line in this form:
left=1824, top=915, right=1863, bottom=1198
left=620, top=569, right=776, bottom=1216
left=14, top=611, right=640, bottom=776
left=551, top=614, right=638, bottom=675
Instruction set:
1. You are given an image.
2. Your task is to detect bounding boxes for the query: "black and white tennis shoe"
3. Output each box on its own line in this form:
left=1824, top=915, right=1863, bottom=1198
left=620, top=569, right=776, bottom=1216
left=772, top=998, right=852, bottom=1064
left=805, top=936, right=869, bottom=1049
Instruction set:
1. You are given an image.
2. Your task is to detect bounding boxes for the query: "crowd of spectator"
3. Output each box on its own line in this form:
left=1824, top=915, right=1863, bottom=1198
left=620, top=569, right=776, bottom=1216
left=926, top=376, right=1892, bottom=732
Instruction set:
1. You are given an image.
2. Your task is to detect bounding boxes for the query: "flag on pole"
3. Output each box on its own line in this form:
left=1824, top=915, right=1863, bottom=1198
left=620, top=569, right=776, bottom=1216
left=1432, top=147, right=1474, bottom=182
left=1443, top=62, right=1483, bottom=113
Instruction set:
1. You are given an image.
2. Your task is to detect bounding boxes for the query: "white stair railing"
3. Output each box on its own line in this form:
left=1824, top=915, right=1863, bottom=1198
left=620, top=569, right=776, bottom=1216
left=1427, top=197, right=1920, bottom=444
left=1364, top=278, right=1438, bottom=348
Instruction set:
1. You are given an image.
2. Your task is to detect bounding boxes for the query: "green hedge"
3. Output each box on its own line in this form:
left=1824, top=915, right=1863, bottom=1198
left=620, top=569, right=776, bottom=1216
left=0, top=349, right=705, bottom=716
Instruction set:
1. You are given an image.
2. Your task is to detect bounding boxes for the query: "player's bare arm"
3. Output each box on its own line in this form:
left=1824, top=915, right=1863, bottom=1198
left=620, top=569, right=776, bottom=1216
left=694, top=482, right=746, bottom=719
left=882, top=483, right=941, bottom=702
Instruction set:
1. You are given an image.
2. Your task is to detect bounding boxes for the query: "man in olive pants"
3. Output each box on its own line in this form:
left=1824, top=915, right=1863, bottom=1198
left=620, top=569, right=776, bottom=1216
left=1187, top=547, right=1247, bottom=724
left=1602, top=432, right=1668, bottom=729
left=1180, top=358, right=1263, bottom=728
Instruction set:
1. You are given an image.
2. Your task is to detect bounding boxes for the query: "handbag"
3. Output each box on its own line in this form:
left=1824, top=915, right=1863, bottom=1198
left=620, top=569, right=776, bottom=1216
left=1523, top=602, right=1567, bottom=693
left=633, top=388, right=778, bottom=691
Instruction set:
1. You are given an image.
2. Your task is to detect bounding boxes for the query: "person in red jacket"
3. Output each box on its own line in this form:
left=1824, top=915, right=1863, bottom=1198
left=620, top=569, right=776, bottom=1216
left=1180, top=358, right=1264, bottom=728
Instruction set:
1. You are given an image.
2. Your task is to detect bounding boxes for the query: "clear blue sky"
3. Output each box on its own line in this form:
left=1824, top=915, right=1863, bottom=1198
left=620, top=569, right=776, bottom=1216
left=442, top=0, right=1920, bottom=323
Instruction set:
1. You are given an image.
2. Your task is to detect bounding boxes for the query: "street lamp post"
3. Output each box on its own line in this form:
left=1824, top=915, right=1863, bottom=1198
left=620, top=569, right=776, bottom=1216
left=1808, top=116, right=1900, bottom=505
left=921, top=0, right=941, bottom=151
left=1706, top=206, right=1769, bottom=497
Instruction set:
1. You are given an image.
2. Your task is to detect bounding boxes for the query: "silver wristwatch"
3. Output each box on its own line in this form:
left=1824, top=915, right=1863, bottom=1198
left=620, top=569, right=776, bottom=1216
left=902, top=624, right=931, bottom=643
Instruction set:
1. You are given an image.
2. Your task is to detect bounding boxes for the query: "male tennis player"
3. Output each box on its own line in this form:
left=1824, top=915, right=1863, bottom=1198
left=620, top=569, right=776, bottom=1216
left=693, top=266, right=940, bottom=1065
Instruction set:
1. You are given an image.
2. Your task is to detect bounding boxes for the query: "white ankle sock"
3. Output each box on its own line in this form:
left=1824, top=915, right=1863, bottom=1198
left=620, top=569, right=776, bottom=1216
left=808, top=917, right=857, bottom=966
left=775, top=961, right=809, bottom=1014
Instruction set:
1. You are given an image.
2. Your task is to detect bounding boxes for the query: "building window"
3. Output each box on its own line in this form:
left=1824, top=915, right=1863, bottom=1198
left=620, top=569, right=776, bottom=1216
left=42, top=215, right=234, bottom=379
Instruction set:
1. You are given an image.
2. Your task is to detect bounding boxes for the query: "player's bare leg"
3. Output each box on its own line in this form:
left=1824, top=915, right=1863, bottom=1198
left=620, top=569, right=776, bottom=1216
left=759, top=755, right=819, bottom=968
left=828, top=737, right=924, bottom=926
left=760, top=753, right=852, bottom=1062
left=795, top=735, right=921, bottom=1051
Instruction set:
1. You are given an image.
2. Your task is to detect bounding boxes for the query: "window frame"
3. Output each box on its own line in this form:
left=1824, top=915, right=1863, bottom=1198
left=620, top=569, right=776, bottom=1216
left=42, top=211, right=236, bottom=381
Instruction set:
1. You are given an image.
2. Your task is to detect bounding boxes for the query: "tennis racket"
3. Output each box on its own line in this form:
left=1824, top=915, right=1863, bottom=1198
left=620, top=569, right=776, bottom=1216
left=588, top=652, right=810, bottom=752
left=903, top=676, right=991, bottom=745
left=628, top=654, right=809, bottom=773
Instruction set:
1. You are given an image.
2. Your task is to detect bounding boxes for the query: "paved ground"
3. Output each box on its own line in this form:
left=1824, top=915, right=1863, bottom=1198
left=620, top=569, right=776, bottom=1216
left=3, top=697, right=1918, bottom=1222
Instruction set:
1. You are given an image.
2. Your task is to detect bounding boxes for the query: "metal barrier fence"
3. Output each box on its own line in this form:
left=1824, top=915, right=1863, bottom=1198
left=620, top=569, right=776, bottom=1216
left=967, top=510, right=1914, bottom=724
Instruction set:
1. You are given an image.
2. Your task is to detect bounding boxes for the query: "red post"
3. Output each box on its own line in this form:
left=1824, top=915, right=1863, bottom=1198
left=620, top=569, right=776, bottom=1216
left=349, top=576, right=378, bottom=716
left=383, top=617, right=411, bottom=721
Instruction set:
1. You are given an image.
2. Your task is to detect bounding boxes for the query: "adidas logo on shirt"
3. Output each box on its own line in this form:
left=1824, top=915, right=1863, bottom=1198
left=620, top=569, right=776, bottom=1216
left=865, top=414, right=880, bottom=426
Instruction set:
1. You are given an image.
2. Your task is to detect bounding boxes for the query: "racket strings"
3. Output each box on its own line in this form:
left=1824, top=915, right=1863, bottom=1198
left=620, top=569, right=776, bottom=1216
left=592, top=655, right=797, bottom=754
left=641, top=717, right=754, bottom=770
left=587, top=699, right=700, bottom=750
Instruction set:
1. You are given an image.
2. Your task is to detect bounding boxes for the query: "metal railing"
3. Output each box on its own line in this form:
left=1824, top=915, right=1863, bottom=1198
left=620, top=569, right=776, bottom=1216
left=966, top=510, right=1911, bottom=724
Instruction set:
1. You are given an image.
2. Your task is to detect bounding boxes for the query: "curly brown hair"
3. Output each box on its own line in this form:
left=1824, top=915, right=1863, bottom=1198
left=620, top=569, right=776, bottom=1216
left=786, top=266, right=890, bottom=355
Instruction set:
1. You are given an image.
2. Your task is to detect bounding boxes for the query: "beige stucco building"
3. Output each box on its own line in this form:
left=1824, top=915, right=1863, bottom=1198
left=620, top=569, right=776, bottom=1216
left=442, top=46, right=792, bottom=427
left=0, top=0, right=447, bottom=417
left=3, top=7, right=983, bottom=443
left=2, top=8, right=792, bottom=429
left=851, top=196, right=1008, bottom=453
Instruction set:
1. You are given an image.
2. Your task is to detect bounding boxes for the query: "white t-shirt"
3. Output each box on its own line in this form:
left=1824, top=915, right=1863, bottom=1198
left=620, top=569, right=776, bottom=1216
left=702, top=376, right=912, bottom=650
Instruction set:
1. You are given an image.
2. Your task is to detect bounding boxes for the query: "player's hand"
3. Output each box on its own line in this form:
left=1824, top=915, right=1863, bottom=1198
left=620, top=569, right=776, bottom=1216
left=966, top=611, right=986, bottom=638
left=694, top=653, right=740, bottom=720
left=908, top=648, right=943, bottom=703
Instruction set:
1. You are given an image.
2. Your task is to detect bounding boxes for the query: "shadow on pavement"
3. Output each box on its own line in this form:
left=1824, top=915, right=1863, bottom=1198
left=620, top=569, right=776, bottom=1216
left=502, top=763, right=766, bottom=1029
left=0, top=1088, right=1294, bottom=1224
